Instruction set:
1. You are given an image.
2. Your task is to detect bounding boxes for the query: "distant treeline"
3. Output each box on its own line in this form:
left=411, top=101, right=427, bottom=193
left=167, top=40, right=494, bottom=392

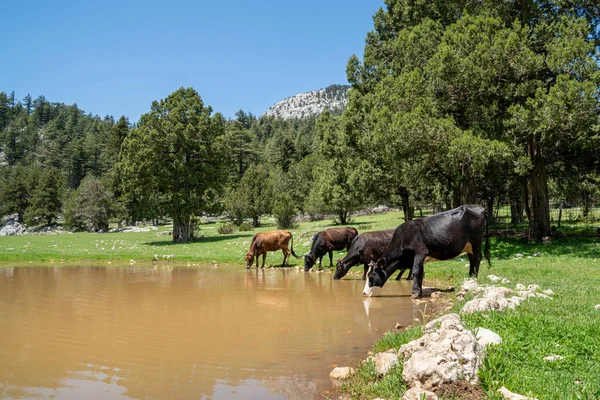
left=1, top=1, right=600, bottom=242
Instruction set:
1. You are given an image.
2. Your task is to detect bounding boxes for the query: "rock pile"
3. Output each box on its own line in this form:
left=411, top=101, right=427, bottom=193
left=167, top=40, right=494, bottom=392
left=0, top=214, right=24, bottom=236
left=399, top=314, right=484, bottom=389
left=457, top=278, right=554, bottom=314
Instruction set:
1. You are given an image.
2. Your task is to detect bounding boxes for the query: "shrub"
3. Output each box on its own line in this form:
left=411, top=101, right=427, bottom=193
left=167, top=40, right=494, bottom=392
left=238, top=221, right=254, bottom=232
left=217, top=223, right=237, bottom=234
left=273, top=194, right=297, bottom=229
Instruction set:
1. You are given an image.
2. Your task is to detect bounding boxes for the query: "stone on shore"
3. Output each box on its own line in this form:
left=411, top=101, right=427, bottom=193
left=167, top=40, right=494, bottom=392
left=400, top=316, right=481, bottom=389
left=402, top=387, right=438, bottom=400
left=329, top=367, right=355, bottom=380
left=368, top=352, right=399, bottom=376
left=475, top=327, right=502, bottom=349
left=498, top=386, right=538, bottom=400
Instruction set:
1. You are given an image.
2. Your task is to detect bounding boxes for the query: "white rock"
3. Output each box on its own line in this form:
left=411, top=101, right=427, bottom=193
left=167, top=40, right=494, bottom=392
left=475, top=327, right=502, bottom=349
left=515, top=284, right=526, bottom=291
left=502, top=278, right=512, bottom=284
left=484, top=287, right=513, bottom=302
left=498, top=386, right=538, bottom=400
left=595, top=304, right=600, bottom=310
left=402, top=387, right=438, bottom=400
left=543, top=289, right=555, bottom=296
left=369, top=352, right=399, bottom=376
left=535, top=293, right=552, bottom=299
left=528, top=284, right=541, bottom=292
left=460, top=298, right=496, bottom=314
left=462, top=278, right=480, bottom=292
left=488, top=275, right=502, bottom=283
left=424, top=313, right=463, bottom=334
left=543, top=355, right=563, bottom=362
left=400, top=319, right=481, bottom=389
left=329, top=366, right=355, bottom=380
left=0, top=216, right=25, bottom=236
left=515, top=254, right=524, bottom=258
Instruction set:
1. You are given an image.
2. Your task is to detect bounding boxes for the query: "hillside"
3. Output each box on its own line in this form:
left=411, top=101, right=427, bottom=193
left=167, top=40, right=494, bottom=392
left=263, top=84, right=350, bottom=119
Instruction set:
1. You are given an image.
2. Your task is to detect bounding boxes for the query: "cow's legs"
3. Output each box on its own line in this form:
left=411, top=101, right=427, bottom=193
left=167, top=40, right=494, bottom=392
left=467, top=245, right=482, bottom=277
left=261, top=253, right=266, bottom=268
left=318, top=255, right=323, bottom=269
left=362, top=263, right=368, bottom=280
left=283, top=249, right=291, bottom=266
left=395, top=269, right=403, bottom=280
left=411, top=254, right=426, bottom=298
left=328, top=250, right=333, bottom=267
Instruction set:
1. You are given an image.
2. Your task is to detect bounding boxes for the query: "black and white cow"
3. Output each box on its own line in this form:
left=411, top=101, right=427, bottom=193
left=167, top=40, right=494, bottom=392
left=364, top=205, right=490, bottom=298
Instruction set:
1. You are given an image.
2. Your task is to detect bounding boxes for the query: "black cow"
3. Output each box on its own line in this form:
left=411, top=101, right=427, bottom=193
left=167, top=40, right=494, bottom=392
left=304, top=227, right=358, bottom=271
left=364, top=205, right=490, bottom=298
left=333, top=229, right=413, bottom=280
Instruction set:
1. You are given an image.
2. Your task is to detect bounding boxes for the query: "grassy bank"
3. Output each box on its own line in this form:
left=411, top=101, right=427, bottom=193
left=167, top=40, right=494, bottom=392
left=341, top=236, right=600, bottom=399
left=0, top=212, right=415, bottom=265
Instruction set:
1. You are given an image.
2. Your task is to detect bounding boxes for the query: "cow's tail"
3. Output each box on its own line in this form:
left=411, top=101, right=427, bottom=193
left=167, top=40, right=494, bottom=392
left=290, top=235, right=300, bottom=259
left=484, top=211, right=492, bottom=267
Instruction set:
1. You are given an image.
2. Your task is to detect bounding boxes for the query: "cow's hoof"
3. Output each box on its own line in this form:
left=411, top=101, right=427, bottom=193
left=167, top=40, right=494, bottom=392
left=411, top=292, right=422, bottom=299
left=333, top=276, right=340, bottom=280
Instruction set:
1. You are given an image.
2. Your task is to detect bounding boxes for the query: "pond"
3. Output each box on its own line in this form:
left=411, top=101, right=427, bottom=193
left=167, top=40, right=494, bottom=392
left=0, top=266, right=426, bottom=399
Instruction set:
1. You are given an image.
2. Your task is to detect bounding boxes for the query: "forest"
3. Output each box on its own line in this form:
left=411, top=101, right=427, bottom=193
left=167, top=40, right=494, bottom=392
left=1, top=0, right=599, bottom=243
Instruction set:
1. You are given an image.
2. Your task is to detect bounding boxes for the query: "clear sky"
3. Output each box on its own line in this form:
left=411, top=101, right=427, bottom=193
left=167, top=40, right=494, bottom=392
left=1, top=0, right=383, bottom=122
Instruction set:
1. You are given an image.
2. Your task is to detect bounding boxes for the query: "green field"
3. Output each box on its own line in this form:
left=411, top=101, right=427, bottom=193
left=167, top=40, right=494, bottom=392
left=2, top=212, right=599, bottom=399
left=0, top=212, right=412, bottom=266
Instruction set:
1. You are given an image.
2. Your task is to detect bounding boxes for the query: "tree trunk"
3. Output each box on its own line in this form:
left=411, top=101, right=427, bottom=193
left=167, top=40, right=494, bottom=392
left=510, top=190, right=524, bottom=225
left=400, top=187, right=413, bottom=221
left=252, top=215, right=259, bottom=227
left=557, top=203, right=563, bottom=228
left=582, top=191, right=590, bottom=218
left=172, top=215, right=190, bottom=242
left=528, top=136, right=550, bottom=241
left=338, top=211, right=348, bottom=225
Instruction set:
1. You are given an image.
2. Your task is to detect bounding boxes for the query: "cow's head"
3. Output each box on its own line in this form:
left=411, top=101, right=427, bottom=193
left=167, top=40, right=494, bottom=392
left=304, top=252, right=316, bottom=271
left=363, top=259, right=387, bottom=297
left=333, top=259, right=349, bottom=280
left=245, top=252, right=254, bottom=268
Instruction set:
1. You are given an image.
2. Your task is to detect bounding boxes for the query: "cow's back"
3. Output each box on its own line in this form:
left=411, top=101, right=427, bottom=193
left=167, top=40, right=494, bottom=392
left=254, top=230, right=292, bottom=253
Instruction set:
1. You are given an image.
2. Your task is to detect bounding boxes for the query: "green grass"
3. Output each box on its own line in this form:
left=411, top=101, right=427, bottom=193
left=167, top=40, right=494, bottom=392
left=340, top=233, right=600, bottom=400
left=0, top=212, right=409, bottom=265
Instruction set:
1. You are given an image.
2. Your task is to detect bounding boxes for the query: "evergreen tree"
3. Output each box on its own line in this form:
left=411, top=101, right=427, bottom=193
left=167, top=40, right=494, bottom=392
left=24, top=167, right=64, bottom=226
left=118, top=87, right=228, bottom=242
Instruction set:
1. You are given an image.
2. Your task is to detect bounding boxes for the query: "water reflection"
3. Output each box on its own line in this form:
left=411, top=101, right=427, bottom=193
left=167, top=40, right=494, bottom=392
left=0, top=266, right=424, bottom=399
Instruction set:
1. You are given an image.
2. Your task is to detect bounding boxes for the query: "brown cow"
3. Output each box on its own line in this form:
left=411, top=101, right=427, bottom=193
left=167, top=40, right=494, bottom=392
left=245, top=230, right=299, bottom=268
left=304, top=227, right=359, bottom=271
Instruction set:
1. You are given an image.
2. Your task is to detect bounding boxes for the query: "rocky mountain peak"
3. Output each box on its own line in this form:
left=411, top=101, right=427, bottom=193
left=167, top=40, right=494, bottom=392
left=263, top=84, right=350, bottom=119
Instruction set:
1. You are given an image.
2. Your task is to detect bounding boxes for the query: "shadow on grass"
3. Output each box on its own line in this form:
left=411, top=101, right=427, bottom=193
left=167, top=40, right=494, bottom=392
left=144, top=234, right=251, bottom=247
left=491, top=236, right=600, bottom=259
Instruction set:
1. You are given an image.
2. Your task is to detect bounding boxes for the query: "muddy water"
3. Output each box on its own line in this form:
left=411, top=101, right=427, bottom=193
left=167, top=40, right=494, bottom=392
left=0, top=266, right=424, bottom=399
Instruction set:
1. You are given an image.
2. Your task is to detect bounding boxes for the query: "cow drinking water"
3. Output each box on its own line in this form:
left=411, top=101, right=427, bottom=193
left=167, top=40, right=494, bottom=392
left=304, top=227, right=358, bottom=271
left=333, top=229, right=412, bottom=280
left=364, top=205, right=490, bottom=298
left=245, top=230, right=299, bottom=268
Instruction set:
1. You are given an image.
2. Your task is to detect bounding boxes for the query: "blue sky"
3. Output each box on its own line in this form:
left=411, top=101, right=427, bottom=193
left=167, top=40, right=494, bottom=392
left=1, top=0, right=383, bottom=122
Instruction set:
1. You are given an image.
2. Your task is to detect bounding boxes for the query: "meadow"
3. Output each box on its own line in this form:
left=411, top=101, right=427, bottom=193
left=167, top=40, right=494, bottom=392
left=1, top=211, right=599, bottom=399
left=0, top=211, right=414, bottom=266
